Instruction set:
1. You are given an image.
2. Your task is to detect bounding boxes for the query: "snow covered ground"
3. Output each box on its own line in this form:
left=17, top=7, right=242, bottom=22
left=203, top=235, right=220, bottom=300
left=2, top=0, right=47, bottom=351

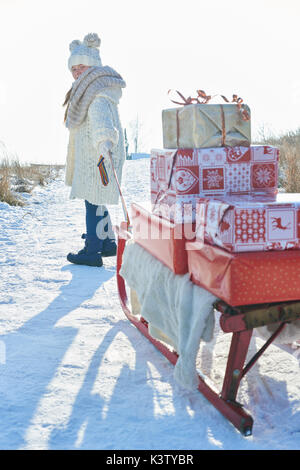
left=0, top=158, right=300, bottom=450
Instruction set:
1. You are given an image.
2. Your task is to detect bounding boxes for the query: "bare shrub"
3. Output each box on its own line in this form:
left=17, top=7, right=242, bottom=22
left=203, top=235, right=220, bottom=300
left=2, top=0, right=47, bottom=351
left=0, top=174, right=24, bottom=206
left=0, top=156, right=64, bottom=206
left=279, top=140, right=300, bottom=193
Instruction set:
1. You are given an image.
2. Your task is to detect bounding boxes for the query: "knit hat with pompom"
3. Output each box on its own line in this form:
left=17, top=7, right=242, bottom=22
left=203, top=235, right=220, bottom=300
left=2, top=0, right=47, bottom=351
left=68, top=33, right=102, bottom=70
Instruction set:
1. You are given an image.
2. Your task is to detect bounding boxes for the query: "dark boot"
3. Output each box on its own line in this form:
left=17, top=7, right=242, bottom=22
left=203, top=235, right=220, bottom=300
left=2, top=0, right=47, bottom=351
left=96, top=206, right=117, bottom=257
left=86, top=202, right=117, bottom=257
left=67, top=201, right=115, bottom=266
left=101, top=238, right=117, bottom=257
left=67, top=236, right=103, bottom=267
left=81, top=234, right=117, bottom=258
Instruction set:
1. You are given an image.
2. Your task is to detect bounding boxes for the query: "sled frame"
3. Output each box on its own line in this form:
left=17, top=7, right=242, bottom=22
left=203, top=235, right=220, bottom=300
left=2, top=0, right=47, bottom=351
left=116, top=222, right=300, bottom=436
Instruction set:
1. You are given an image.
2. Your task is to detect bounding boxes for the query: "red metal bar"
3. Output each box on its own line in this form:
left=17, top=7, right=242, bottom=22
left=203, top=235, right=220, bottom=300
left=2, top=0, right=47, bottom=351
left=220, top=313, right=249, bottom=333
left=196, top=373, right=253, bottom=436
left=221, top=330, right=253, bottom=402
left=240, top=322, right=287, bottom=379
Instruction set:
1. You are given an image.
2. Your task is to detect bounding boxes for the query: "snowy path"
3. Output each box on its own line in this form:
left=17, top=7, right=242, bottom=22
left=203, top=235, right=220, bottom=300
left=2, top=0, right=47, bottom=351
left=0, top=159, right=299, bottom=450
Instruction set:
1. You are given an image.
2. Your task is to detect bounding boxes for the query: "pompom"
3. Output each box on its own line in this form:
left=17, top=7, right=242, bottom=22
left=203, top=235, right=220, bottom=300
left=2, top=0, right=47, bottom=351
left=69, top=39, right=81, bottom=52
left=83, top=33, right=101, bottom=49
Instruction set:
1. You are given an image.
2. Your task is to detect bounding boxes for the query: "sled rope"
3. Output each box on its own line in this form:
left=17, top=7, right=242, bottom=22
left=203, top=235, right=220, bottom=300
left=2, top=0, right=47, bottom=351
left=97, top=152, right=131, bottom=229
left=107, top=150, right=131, bottom=230
left=152, top=150, right=178, bottom=210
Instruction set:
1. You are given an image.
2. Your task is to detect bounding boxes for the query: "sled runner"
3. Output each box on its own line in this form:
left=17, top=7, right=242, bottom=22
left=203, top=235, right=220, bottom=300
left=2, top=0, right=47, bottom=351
left=116, top=221, right=300, bottom=437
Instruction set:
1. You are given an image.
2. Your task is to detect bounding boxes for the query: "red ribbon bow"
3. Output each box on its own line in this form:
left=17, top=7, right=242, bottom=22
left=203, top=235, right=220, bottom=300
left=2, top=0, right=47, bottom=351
left=221, top=93, right=250, bottom=121
left=168, top=89, right=250, bottom=121
left=168, top=89, right=212, bottom=105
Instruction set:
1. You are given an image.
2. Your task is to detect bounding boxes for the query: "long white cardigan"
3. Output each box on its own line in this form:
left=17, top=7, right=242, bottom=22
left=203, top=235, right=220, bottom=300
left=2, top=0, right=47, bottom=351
left=65, top=87, right=125, bottom=206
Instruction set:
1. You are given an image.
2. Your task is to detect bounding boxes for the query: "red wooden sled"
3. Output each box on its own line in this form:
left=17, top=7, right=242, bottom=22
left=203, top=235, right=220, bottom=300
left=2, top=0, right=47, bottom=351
left=116, top=221, right=300, bottom=436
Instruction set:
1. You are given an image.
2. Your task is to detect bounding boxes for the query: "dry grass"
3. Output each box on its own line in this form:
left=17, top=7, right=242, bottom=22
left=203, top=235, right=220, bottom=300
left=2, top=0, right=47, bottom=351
left=0, top=158, right=64, bottom=206
left=0, top=173, right=24, bottom=206
left=254, top=127, right=300, bottom=193
left=280, top=142, right=300, bottom=193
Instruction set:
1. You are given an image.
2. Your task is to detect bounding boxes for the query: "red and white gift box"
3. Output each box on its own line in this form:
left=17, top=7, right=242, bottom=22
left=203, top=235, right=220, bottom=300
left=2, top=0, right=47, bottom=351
left=151, top=146, right=279, bottom=222
left=195, top=193, right=300, bottom=252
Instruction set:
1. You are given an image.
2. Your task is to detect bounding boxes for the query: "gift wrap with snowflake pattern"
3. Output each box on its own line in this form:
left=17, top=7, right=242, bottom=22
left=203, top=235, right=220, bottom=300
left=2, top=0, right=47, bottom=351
left=150, top=146, right=279, bottom=223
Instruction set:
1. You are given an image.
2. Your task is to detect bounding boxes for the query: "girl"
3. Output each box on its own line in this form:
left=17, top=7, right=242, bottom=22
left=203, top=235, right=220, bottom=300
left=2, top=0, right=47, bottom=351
left=64, top=33, right=126, bottom=267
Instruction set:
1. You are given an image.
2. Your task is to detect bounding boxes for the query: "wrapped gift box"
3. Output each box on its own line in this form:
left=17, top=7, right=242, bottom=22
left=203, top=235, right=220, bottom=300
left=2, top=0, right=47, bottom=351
left=186, top=241, right=300, bottom=306
left=131, top=202, right=195, bottom=275
left=162, top=103, right=251, bottom=149
left=195, top=193, right=300, bottom=252
left=151, top=146, right=279, bottom=222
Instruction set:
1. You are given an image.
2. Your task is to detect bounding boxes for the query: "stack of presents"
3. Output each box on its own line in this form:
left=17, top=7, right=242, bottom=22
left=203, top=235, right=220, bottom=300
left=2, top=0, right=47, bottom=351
left=131, top=91, right=300, bottom=307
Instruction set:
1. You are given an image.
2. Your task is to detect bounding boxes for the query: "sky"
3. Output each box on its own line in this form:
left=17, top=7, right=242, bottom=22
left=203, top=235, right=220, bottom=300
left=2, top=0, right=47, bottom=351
left=0, top=0, right=300, bottom=163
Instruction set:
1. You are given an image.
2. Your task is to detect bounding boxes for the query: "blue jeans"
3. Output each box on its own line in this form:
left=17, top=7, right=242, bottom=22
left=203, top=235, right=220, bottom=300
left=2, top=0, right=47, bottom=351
left=85, top=200, right=115, bottom=248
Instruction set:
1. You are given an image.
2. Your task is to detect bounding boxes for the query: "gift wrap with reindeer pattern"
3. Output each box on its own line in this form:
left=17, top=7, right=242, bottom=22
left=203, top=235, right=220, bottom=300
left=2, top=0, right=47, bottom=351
left=162, top=103, right=251, bottom=149
left=195, top=193, right=300, bottom=252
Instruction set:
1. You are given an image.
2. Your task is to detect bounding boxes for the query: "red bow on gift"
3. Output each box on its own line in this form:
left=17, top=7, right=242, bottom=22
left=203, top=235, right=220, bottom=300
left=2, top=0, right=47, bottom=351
left=221, top=93, right=250, bottom=122
left=168, top=89, right=212, bottom=105
left=168, top=89, right=250, bottom=121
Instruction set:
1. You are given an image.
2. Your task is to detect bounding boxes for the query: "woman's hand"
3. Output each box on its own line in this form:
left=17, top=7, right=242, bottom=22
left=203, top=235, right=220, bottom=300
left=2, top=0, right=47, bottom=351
left=98, top=140, right=113, bottom=156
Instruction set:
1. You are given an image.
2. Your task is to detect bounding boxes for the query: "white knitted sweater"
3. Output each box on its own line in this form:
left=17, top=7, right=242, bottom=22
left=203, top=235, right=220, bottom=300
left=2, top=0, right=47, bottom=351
left=65, top=87, right=125, bottom=205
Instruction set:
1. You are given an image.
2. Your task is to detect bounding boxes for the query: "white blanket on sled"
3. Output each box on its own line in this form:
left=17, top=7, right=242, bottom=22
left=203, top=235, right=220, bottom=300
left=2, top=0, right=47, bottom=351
left=119, top=241, right=218, bottom=390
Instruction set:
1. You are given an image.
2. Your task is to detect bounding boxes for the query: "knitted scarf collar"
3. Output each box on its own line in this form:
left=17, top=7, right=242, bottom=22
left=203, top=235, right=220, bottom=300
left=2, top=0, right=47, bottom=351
left=64, top=65, right=126, bottom=129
